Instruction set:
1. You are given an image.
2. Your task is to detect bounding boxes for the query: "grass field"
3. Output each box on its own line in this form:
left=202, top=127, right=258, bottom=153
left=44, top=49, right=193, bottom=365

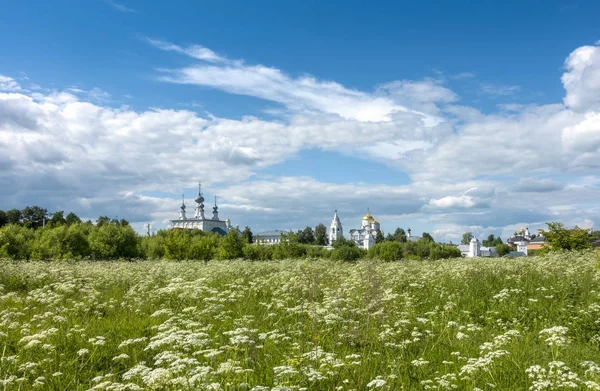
left=1, top=253, right=600, bottom=390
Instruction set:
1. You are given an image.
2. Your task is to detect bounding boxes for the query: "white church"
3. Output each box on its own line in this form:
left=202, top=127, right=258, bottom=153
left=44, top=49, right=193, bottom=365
left=328, top=210, right=384, bottom=250
left=170, top=182, right=233, bottom=236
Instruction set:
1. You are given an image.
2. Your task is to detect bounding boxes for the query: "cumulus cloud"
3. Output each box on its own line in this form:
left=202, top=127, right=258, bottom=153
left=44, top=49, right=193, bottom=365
left=2, top=40, right=600, bottom=240
left=562, top=44, right=600, bottom=112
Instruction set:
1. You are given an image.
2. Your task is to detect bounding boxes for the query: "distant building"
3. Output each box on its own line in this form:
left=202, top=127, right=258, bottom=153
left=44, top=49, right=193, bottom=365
left=329, top=210, right=343, bottom=244
left=348, top=211, right=383, bottom=250
left=507, top=227, right=546, bottom=251
left=253, top=230, right=289, bottom=245
left=457, top=237, right=497, bottom=257
left=170, top=182, right=232, bottom=236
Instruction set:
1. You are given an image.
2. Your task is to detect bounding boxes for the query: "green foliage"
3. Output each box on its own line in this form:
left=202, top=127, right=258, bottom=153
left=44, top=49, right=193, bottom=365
left=422, top=232, right=434, bottom=242
left=375, top=230, right=385, bottom=244
left=495, top=243, right=512, bottom=257
left=241, top=226, right=253, bottom=244
left=298, top=226, right=316, bottom=244
left=0, top=210, right=7, bottom=228
left=218, top=229, right=245, bottom=260
left=393, top=227, right=407, bottom=242
left=50, top=210, right=66, bottom=226
left=483, top=234, right=505, bottom=247
left=331, top=244, right=363, bottom=262
left=89, top=223, right=139, bottom=259
left=0, top=224, right=34, bottom=259
left=65, top=212, right=82, bottom=225
left=461, top=232, right=473, bottom=245
left=368, top=240, right=404, bottom=261
left=5, top=209, right=22, bottom=225
left=314, top=223, right=328, bottom=246
left=96, top=215, right=111, bottom=227
left=21, top=206, right=49, bottom=229
left=539, top=222, right=593, bottom=252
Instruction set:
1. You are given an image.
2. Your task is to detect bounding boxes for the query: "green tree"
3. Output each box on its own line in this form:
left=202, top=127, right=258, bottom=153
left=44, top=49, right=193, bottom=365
left=50, top=211, right=66, bottom=226
left=0, top=224, right=34, bottom=259
left=89, top=223, right=139, bottom=259
left=0, top=210, right=6, bottom=228
left=368, top=241, right=403, bottom=261
left=96, top=216, right=111, bottom=227
left=241, top=226, right=253, bottom=244
left=482, top=234, right=495, bottom=247
left=119, top=218, right=130, bottom=227
left=219, top=229, right=245, bottom=259
left=538, top=222, right=592, bottom=251
left=393, top=228, right=407, bottom=243
left=298, top=226, right=315, bottom=244
left=5, top=209, right=22, bottom=225
left=375, top=230, right=385, bottom=244
left=495, top=243, right=511, bottom=256
left=314, top=223, right=328, bottom=246
left=189, top=233, right=219, bottom=261
left=21, top=206, right=48, bottom=229
left=331, top=245, right=363, bottom=262
left=385, top=233, right=394, bottom=241
left=422, top=232, right=435, bottom=242
left=163, top=229, right=191, bottom=260
left=461, top=232, right=473, bottom=245
left=65, top=212, right=82, bottom=226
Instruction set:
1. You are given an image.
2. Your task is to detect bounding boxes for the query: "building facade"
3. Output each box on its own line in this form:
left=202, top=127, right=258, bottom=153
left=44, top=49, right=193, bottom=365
left=253, top=230, right=289, bottom=245
left=170, top=182, right=232, bottom=236
left=348, top=211, right=383, bottom=250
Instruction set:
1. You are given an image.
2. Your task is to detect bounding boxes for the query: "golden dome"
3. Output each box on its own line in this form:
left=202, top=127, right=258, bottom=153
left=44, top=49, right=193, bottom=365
left=373, top=220, right=379, bottom=225
left=519, top=227, right=525, bottom=233
left=362, top=213, right=374, bottom=221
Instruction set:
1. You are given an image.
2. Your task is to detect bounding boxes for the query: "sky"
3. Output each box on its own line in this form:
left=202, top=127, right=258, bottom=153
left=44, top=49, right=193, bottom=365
left=1, top=0, right=600, bottom=242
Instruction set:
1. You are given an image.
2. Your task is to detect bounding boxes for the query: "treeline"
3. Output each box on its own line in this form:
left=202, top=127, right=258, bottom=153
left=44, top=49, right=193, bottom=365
left=0, top=206, right=129, bottom=229
left=0, top=223, right=461, bottom=261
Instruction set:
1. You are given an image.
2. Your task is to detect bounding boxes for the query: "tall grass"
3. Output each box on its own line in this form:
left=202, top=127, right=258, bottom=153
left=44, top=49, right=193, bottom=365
left=1, top=252, right=600, bottom=390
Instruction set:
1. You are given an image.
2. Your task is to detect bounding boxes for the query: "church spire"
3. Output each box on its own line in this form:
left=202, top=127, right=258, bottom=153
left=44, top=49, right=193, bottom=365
left=179, top=194, right=187, bottom=220
left=194, top=181, right=205, bottom=219
left=212, top=195, right=219, bottom=220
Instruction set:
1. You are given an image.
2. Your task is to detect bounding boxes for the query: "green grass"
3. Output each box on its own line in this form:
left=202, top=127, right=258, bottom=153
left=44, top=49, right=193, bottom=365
left=1, top=253, right=600, bottom=390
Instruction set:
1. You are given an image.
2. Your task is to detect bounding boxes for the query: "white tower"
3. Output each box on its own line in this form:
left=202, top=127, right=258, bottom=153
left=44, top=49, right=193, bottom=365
left=468, top=237, right=481, bottom=257
left=329, top=210, right=343, bottom=244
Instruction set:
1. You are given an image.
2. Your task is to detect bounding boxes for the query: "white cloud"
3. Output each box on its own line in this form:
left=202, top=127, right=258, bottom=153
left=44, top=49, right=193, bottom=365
left=562, top=112, right=600, bottom=152
left=480, top=83, right=521, bottom=96
left=106, top=1, right=138, bottom=13
left=0, top=75, right=22, bottom=91
left=146, top=39, right=225, bottom=63
left=150, top=39, right=441, bottom=124
left=562, top=45, right=600, bottom=112
left=2, top=41, right=600, bottom=241
left=427, top=195, right=477, bottom=209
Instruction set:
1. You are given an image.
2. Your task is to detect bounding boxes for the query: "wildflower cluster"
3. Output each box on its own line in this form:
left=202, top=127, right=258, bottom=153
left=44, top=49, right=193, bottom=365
left=1, top=252, right=600, bottom=389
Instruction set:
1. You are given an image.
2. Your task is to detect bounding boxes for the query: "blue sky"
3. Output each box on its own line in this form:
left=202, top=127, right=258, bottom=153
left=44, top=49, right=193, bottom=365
left=1, top=0, right=600, bottom=242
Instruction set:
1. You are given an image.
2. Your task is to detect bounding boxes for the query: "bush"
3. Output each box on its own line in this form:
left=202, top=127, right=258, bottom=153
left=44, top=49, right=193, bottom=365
left=331, top=245, right=363, bottom=262
left=368, top=241, right=404, bottom=261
